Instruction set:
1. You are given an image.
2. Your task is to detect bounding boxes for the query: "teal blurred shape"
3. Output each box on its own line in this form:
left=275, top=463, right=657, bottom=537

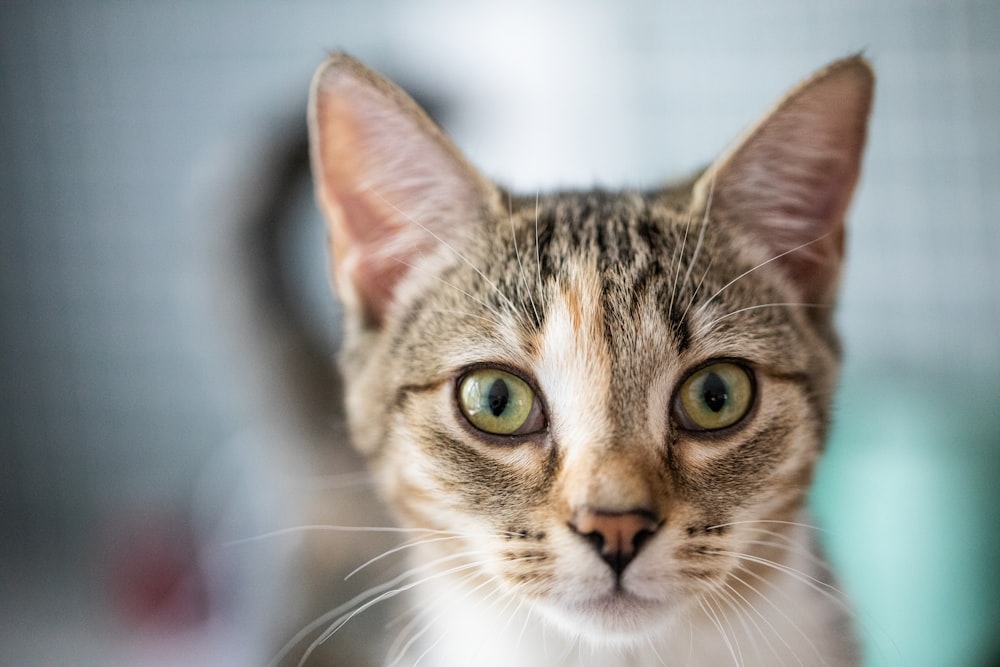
left=812, top=367, right=1000, bottom=667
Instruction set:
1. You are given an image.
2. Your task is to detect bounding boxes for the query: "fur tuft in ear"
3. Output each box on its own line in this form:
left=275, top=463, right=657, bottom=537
left=308, top=53, right=498, bottom=327
left=693, top=56, right=874, bottom=305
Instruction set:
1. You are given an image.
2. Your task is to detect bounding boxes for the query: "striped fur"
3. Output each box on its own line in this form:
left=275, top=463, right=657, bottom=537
left=308, top=53, right=872, bottom=666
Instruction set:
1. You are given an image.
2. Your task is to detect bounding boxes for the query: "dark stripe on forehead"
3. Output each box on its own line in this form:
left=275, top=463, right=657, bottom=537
left=535, top=191, right=631, bottom=270
left=531, top=189, right=697, bottom=359
left=633, top=210, right=694, bottom=351
left=670, top=314, right=692, bottom=353
left=594, top=205, right=632, bottom=262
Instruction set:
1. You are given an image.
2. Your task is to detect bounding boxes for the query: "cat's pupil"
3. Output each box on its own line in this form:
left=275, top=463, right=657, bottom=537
left=488, top=379, right=510, bottom=417
left=702, top=372, right=728, bottom=413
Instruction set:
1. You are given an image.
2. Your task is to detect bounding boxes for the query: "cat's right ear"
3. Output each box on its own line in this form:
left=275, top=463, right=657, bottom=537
left=691, top=56, right=874, bottom=306
left=308, top=53, right=498, bottom=326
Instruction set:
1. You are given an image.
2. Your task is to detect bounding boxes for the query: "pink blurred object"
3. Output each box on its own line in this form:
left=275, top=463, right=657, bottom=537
left=108, top=511, right=209, bottom=632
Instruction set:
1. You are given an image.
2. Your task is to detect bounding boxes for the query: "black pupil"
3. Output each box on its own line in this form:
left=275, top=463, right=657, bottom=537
left=702, top=372, right=729, bottom=413
left=488, top=379, right=510, bottom=417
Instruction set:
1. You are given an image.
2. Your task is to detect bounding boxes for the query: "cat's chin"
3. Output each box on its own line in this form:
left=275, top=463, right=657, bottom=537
left=538, top=591, right=680, bottom=643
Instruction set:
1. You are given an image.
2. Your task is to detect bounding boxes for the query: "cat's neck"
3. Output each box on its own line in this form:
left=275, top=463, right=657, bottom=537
left=392, top=520, right=856, bottom=667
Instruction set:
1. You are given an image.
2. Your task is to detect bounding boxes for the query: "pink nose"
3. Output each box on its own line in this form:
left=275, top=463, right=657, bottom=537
left=569, top=508, right=660, bottom=576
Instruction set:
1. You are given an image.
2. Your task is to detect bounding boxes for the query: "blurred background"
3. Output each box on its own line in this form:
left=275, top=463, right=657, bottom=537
left=1, top=2, right=998, bottom=666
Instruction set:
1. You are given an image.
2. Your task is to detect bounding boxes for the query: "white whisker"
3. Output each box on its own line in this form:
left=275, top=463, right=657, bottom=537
left=680, top=169, right=715, bottom=296
left=429, top=575, right=513, bottom=667
left=727, top=569, right=815, bottom=666
left=680, top=257, right=714, bottom=324
left=345, top=533, right=472, bottom=580
left=515, top=601, right=534, bottom=653
left=707, top=519, right=828, bottom=534
left=698, top=595, right=741, bottom=667
left=269, top=548, right=485, bottom=667
left=389, top=571, right=498, bottom=667
left=534, top=190, right=545, bottom=310
left=395, top=553, right=537, bottom=667
left=711, top=589, right=747, bottom=667
left=508, top=192, right=541, bottom=327
left=392, top=256, right=506, bottom=322
left=298, top=556, right=492, bottom=667
left=695, top=231, right=833, bottom=315
left=367, top=186, right=520, bottom=315
left=716, top=581, right=775, bottom=667
left=384, top=568, right=483, bottom=664
left=712, top=549, right=848, bottom=612
left=425, top=307, right=506, bottom=329
left=645, top=634, right=668, bottom=667
left=226, top=524, right=467, bottom=548
left=695, top=302, right=830, bottom=336
left=737, top=537, right=833, bottom=574
left=687, top=610, right=696, bottom=663
left=667, top=207, right=694, bottom=324
left=494, top=588, right=525, bottom=642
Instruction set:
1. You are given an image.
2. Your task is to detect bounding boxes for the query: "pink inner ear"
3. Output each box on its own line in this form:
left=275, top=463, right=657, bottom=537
left=309, top=59, right=491, bottom=326
left=707, top=62, right=872, bottom=304
left=328, top=192, right=416, bottom=325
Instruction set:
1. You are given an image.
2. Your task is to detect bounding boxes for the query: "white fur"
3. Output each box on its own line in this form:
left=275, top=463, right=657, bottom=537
left=397, top=522, right=851, bottom=667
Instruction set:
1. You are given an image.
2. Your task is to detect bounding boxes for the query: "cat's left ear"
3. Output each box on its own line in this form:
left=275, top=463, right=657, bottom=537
left=308, top=53, right=500, bottom=327
left=693, top=56, right=874, bottom=305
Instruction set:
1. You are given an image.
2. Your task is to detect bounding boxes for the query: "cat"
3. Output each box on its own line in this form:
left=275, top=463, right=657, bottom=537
left=302, top=52, right=873, bottom=666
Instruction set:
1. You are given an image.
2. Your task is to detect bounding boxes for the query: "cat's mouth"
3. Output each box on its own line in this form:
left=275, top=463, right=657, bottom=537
left=543, top=589, right=677, bottom=640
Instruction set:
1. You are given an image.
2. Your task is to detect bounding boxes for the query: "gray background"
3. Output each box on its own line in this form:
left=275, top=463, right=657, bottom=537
left=2, top=2, right=998, bottom=666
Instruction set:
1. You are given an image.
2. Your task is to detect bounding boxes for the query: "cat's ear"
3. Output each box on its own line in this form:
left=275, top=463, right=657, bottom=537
left=308, top=53, right=498, bottom=326
left=693, top=56, right=874, bottom=305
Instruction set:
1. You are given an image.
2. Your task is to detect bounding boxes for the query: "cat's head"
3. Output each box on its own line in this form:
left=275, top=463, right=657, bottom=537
left=308, top=53, right=872, bottom=641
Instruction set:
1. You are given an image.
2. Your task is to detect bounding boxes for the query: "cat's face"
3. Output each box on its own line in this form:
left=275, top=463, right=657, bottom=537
left=308, top=54, right=871, bottom=641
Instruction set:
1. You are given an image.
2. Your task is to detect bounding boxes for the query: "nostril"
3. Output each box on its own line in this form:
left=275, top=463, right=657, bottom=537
left=633, top=528, right=654, bottom=554
left=581, top=529, right=605, bottom=554
left=569, top=508, right=661, bottom=576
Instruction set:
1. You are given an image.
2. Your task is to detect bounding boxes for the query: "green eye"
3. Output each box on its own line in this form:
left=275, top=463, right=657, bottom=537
left=675, top=362, right=754, bottom=431
left=458, top=369, right=544, bottom=436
